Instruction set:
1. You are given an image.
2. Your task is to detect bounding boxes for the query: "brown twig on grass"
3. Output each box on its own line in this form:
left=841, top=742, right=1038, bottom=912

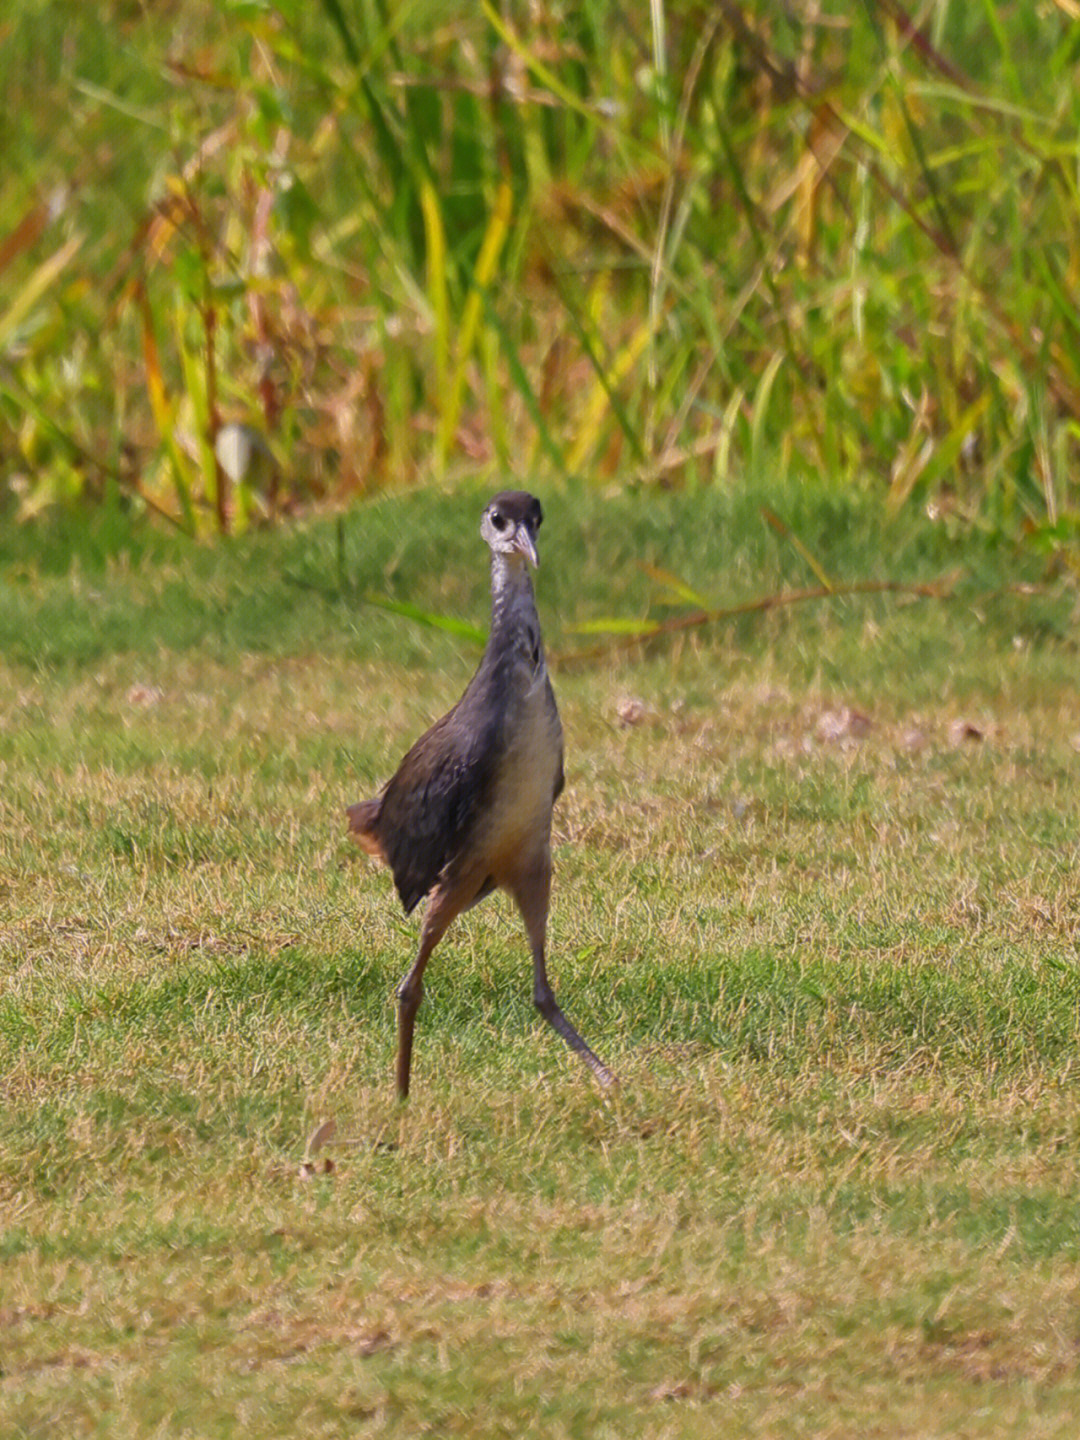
left=552, top=573, right=964, bottom=667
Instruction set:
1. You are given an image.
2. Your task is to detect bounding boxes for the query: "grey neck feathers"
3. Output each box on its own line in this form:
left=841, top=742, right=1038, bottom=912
left=489, top=552, right=537, bottom=635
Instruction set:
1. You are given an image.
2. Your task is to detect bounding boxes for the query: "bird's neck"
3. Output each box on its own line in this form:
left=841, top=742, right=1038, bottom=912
left=489, top=552, right=537, bottom=637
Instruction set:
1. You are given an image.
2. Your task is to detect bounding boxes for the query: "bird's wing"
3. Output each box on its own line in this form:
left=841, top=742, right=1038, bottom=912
left=548, top=676, right=565, bottom=803
left=376, top=707, right=501, bottom=913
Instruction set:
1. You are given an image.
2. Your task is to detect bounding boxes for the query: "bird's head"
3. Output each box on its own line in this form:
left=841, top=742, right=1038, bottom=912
left=481, top=491, right=543, bottom=568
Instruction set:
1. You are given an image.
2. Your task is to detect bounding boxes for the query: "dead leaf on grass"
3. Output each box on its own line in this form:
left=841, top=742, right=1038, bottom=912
left=649, top=1380, right=694, bottom=1402
left=298, top=1157, right=336, bottom=1181
left=948, top=719, right=985, bottom=746
left=299, top=1118, right=337, bottom=1178
left=126, top=683, right=165, bottom=708
left=306, top=1118, right=336, bottom=1155
left=355, top=1328, right=393, bottom=1356
left=815, top=706, right=872, bottom=743
left=616, top=695, right=652, bottom=727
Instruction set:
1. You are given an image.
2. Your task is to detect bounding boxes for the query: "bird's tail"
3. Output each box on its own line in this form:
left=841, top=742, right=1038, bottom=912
left=346, top=798, right=386, bottom=860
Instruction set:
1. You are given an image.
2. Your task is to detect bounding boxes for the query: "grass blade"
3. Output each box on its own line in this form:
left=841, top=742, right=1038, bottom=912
left=566, top=316, right=654, bottom=473
left=139, top=288, right=197, bottom=534
left=420, top=180, right=451, bottom=470
left=438, top=180, right=513, bottom=465
left=362, top=594, right=487, bottom=645
left=639, top=562, right=713, bottom=609
left=0, top=233, right=82, bottom=351
left=565, top=617, right=663, bottom=636
left=761, top=507, right=834, bottom=590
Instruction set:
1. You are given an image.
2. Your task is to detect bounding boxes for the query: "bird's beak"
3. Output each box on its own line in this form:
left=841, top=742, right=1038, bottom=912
left=513, top=527, right=539, bottom=568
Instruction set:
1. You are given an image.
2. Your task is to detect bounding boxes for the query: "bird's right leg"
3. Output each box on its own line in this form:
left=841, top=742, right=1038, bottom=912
left=510, top=856, right=617, bottom=1091
left=395, top=886, right=460, bottom=1101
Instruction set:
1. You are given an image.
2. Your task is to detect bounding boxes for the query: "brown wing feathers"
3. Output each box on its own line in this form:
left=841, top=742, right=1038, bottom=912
left=348, top=707, right=502, bottom=914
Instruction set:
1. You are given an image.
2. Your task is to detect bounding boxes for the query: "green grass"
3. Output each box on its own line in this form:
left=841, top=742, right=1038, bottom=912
left=3, top=483, right=1080, bottom=1436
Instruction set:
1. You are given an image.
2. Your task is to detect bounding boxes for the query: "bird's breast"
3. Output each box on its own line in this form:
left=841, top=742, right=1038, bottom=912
left=478, top=676, right=562, bottom=871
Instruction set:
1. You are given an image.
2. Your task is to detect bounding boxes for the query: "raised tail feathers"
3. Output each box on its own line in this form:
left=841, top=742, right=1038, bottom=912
left=346, top=798, right=386, bottom=860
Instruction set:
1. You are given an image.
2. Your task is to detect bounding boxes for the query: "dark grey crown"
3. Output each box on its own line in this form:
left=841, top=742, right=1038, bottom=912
left=485, top=491, right=543, bottom=535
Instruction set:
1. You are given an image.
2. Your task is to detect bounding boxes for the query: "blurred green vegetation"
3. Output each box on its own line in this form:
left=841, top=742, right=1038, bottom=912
left=3, top=1, right=1080, bottom=554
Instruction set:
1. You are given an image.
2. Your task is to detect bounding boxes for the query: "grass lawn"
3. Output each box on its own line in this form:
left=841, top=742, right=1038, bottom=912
left=3, top=482, right=1080, bottom=1437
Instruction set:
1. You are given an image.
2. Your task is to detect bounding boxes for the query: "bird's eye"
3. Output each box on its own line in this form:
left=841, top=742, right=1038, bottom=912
left=490, top=510, right=507, bottom=531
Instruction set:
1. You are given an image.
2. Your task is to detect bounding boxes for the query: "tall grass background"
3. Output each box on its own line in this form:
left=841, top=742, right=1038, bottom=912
left=3, top=1, right=1080, bottom=550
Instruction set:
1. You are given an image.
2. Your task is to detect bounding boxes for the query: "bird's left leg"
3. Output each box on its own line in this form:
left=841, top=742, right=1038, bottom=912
left=509, top=852, right=617, bottom=1090
left=396, top=884, right=461, bottom=1100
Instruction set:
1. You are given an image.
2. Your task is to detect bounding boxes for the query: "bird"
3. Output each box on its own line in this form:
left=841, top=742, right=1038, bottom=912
left=347, top=491, right=616, bottom=1100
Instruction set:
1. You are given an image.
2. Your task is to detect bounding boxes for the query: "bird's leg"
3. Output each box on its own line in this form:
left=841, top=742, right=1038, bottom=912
left=510, top=856, right=617, bottom=1090
left=396, top=886, right=460, bottom=1101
